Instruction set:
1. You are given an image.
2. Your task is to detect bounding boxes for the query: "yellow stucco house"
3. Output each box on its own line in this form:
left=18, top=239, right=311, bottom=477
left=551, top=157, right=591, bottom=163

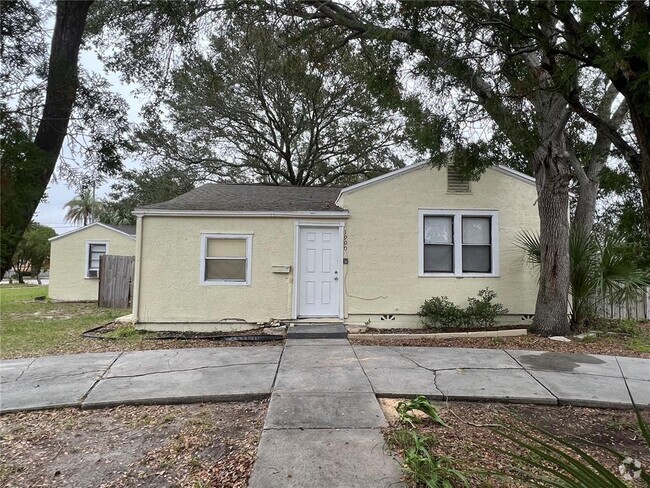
left=48, top=223, right=136, bottom=301
left=131, top=163, right=540, bottom=331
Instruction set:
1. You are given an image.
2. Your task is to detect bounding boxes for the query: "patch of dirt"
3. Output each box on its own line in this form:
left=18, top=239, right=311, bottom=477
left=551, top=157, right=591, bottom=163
left=351, top=332, right=650, bottom=358
left=381, top=400, right=650, bottom=487
left=0, top=402, right=266, bottom=487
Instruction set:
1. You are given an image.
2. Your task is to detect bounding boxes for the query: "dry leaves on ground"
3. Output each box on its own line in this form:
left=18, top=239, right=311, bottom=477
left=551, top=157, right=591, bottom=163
left=381, top=399, right=650, bottom=487
left=351, top=331, right=650, bottom=358
left=0, top=402, right=266, bottom=487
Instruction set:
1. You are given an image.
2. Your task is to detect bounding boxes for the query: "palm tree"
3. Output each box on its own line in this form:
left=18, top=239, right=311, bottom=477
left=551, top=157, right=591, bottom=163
left=517, top=227, right=650, bottom=327
left=64, top=189, right=102, bottom=226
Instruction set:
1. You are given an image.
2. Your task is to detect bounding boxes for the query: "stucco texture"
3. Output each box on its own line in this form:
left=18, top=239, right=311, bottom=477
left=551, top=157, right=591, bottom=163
left=49, top=226, right=136, bottom=301
left=135, top=217, right=298, bottom=325
left=337, top=165, right=540, bottom=319
left=134, top=165, right=540, bottom=328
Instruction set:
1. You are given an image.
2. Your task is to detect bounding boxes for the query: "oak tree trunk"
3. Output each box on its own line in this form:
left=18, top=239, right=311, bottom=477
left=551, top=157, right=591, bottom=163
left=531, top=142, right=572, bottom=336
left=0, top=1, right=93, bottom=276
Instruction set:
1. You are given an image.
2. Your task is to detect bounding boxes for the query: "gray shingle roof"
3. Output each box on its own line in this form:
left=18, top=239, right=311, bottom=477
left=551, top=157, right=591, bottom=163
left=141, top=184, right=345, bottom=212
left=104, top=224, right=136, bottom=236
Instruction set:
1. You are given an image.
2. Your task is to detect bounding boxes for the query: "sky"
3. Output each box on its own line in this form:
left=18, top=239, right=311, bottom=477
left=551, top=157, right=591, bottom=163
left=34, top=49, right=144, bottom=236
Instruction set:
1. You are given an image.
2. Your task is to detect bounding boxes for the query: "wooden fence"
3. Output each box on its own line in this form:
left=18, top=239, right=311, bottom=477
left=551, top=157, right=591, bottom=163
left=98, top=255, right=135, bottom=308
left=590, top=287, right=649, bottom=320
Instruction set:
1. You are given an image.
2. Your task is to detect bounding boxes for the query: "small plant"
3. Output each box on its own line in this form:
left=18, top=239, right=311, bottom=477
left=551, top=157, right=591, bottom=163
left=466, top=288, right=508, bottom=328
left=419, top=288, right=508, bottom=329
left=397, top=396, right=448, bottom=428
left=388, top=430, right=469, bottom=488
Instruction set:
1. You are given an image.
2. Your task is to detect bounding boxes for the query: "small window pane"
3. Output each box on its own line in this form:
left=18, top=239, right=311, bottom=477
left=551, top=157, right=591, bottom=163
left=207, top=238, right=246, bottom=258
left=462, top=246, right=491, bottom=273
left=462, top=217, right=490, bottom=245
left=424, top=244, right=453, bottom=273
left=424, top=217, right=453, bottom=244
left=205, top=259, right=246, bottom=281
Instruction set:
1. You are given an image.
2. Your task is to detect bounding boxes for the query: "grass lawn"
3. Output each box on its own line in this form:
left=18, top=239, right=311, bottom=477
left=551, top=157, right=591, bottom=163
left=0, top=285, right=129, bottom=359
left=0, top=285, right=282, bottom=359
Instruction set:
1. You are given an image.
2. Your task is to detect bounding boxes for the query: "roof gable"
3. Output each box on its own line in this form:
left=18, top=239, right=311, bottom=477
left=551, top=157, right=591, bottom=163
left=335, top=162, right=535, bottom=203
left=49, top=222, right=136, bottom=242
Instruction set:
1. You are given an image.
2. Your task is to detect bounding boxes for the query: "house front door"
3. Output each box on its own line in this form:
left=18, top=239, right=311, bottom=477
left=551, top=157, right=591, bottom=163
left=297, top=226, right=341, bottom=317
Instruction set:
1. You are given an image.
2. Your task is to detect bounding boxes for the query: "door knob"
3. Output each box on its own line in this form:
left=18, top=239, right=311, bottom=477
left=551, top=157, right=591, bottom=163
left=334, top=277, right=339, bottom=281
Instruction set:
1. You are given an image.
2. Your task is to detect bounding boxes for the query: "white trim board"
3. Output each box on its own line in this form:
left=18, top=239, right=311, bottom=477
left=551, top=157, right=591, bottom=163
left=133, top=209, right=350, bottom=218
left=49, top=222, right=136, bottom=241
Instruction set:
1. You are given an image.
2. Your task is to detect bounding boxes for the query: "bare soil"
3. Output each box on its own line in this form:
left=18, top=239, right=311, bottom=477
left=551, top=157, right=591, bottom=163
left=381, top=400, right=650, bottom=487
left=0, top=402, right=266, bottom=488
left=351, top=329, right=650, bottom=358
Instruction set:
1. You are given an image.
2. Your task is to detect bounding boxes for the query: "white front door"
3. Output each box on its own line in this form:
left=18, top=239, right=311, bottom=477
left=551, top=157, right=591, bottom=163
left=297, top=226, right=341, bottom=317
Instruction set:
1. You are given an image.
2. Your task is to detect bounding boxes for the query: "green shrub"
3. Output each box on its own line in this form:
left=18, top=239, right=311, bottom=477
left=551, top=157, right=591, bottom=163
left=418, top=296, right=468, bottom=329
left=466, top=288, right=509, bottom=328
left=419, top=288, right=508, bottom=329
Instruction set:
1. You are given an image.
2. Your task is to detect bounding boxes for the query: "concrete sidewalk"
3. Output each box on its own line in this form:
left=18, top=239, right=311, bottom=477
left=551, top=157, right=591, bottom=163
left=2, top=331, right=649, bottom=487
left=0, top=347, right=282, bottom=413
left=248, top=328, right=403, bottom=487
left=2, top=343, right=647, bottom=414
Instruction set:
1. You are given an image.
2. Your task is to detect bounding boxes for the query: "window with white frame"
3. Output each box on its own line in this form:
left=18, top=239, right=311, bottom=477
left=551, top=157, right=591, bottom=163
left=419, top=210, right=498, bottom=277
left=200, top=234, right=252, bottom=285
left=86, top=242, right=108, bottom=278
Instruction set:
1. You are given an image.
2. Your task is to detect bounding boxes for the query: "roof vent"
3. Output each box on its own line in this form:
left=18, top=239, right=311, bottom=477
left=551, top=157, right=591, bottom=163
left=447, top=164, right=471, bottom=194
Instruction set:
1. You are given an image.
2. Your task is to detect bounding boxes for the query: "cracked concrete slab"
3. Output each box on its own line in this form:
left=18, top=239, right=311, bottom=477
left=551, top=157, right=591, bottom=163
left=82, top=363, right=278, bottom=408
left=248, top=429, right=404, bottom=488
left=0, top=352, right=121, bottom=413
left=615, top=356, right=650, bottom=381
left=528, top=371, right=650, bottom=408
left=265, top=392, right=386, bottom=429
left=353, top=346, right=522, bottom=370
left=0, top=358, right=36, bottom=383
left=362, top=367, right=443, bottom=398
left=274, top=365, right=373, bottom=393
left=103, top=347, right=281, bottom=378
left=436, top=368, right=557, bottom=404
left=507, top=350, right=623, bottom=377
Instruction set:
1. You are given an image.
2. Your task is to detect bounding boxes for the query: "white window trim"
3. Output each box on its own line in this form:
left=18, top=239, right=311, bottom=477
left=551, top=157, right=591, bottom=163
left=85, top=240, right=109, bottom=279
left=200, top=233, right=253, bottom=286
left=418, top=209, right=499, bottom=278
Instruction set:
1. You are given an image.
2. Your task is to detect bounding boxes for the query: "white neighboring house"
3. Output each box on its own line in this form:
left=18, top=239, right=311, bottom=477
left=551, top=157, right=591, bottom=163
left=48, top=222, right=136, bottom=301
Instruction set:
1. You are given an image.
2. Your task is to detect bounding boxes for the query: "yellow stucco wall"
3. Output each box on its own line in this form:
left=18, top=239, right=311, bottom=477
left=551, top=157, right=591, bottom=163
left=337, top=165, right=540, bottom=321
left=134, top=165, right=539, bottom=328
left=135, top=217, right=299, bottom=325
left=48, top=225, right=136, bottom=301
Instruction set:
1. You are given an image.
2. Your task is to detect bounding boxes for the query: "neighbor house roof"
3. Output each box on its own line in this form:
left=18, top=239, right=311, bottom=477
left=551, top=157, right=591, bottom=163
left=49, top=222, right=137, bottom=241
left=136, top=184, right=345, bottom=213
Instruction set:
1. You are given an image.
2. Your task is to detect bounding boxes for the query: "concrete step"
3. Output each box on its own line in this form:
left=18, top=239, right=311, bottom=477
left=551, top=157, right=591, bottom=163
left=286, top=323, right=348, bottom=339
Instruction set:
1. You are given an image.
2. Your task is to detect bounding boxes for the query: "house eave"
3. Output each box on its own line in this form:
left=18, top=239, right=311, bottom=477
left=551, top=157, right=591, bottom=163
left=48, top=222, right=136, bottom=242
left=132, top=209, right=350, bottom=218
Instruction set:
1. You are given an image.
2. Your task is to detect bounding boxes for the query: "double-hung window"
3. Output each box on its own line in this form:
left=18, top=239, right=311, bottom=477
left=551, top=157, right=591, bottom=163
left=200, top=234, right=252, bottom=285
left=86, top=242, right=108, bottom=278
left=419, top=210, right=498, bottom=277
